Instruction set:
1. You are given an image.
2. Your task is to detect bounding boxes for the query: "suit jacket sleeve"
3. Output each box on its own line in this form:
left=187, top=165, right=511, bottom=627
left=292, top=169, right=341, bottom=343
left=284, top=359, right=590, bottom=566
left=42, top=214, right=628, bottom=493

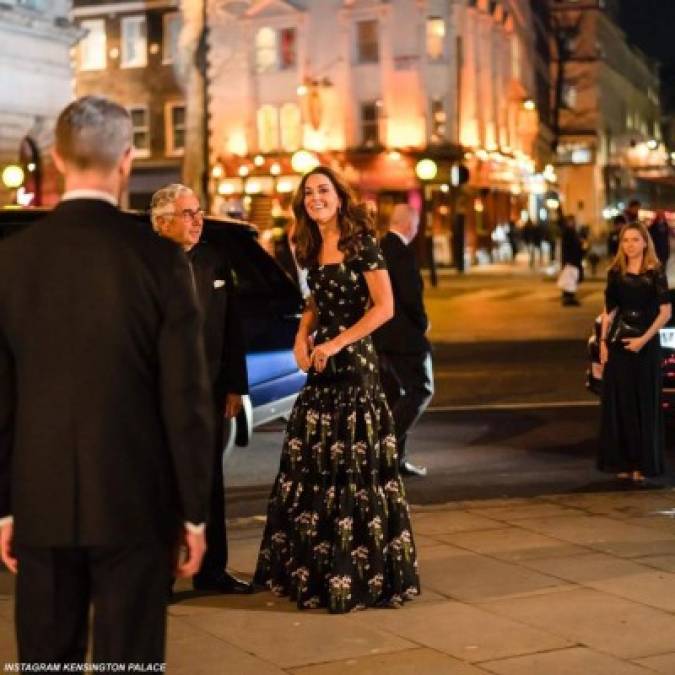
left=385, top=240, right=429, bottom=333
left=158, top=248, right=214, bottom=525
left=220, top=263, right=249, bottom=395
left=0, top=327, right=14, bottom=519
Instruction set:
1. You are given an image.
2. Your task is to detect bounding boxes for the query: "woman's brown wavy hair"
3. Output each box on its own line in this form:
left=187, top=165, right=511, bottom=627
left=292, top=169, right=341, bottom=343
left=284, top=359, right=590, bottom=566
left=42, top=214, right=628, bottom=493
left=291, top=165, right=375, bottom=269
left=610, top=222, right=661, bottom=274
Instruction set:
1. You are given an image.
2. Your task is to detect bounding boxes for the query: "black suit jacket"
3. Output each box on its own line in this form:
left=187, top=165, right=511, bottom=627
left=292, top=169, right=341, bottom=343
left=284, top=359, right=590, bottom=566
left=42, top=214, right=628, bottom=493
left=188, top=243, right=248, bottom=403
left=0, top=199, right=214, bottom=547
left=373, top=232, right=430, bottom=355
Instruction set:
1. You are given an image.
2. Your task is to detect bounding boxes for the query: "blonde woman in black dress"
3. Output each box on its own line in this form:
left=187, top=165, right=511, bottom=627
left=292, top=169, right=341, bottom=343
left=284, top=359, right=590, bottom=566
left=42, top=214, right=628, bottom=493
left=254, top=166, right=420, bottom=612
left=599, top=222, right=671, bottom=481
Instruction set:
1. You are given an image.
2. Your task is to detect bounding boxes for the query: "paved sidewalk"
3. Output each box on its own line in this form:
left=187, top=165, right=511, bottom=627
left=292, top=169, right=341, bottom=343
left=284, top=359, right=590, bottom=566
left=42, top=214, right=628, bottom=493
left=3, top=489, right=675, bottom=673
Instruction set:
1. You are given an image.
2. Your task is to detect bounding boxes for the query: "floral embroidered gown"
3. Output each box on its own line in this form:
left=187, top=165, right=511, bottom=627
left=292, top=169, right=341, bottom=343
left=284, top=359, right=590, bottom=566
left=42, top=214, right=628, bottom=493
left=254, top=235, right=420, bottom=613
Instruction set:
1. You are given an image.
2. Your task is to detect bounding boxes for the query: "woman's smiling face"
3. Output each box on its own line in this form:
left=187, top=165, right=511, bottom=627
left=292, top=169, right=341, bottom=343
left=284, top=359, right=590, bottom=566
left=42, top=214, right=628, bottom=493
left=621, top=228, right=646, bottom=260
left=303, top=172, right=341, bottom=225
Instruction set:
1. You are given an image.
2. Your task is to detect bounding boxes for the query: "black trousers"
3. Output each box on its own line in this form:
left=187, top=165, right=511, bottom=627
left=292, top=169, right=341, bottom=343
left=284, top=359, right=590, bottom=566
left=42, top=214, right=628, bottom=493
left=379, top=351, right=434, bottom=461
left=15, top=543, right=172, bottom=669
left=199, top=408, right=229, bottom=574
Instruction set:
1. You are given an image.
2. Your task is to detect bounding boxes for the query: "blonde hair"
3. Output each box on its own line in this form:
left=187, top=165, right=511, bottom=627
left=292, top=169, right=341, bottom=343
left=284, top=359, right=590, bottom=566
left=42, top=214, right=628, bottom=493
left=610, top=222, right=661, bottom=274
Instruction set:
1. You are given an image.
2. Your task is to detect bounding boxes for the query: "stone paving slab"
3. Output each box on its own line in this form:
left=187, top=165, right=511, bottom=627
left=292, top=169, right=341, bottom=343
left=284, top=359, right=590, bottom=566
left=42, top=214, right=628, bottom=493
left=480, top=646, right=654, bottom=675
left=633, top=651, right=675, bottom=674
left=419, top=544, right=569, bottom=601
left=512, top=513, right=675, bottom=558
left=289, top=648, right=489, bottom=674
left=434, top=526, right=589, bottom=562
left=480, top=587, right=675, bottom=660
left=349, top=599, right=571, bottom=664
left=179, top=605, right=417, bottom=669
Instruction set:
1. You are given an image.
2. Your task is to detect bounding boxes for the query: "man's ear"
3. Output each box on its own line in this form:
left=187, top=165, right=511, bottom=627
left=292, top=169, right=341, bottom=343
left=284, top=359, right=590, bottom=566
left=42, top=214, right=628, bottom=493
left=51, top=148, right=67, bottom=176
left=119, top=146, right=133, bottom=179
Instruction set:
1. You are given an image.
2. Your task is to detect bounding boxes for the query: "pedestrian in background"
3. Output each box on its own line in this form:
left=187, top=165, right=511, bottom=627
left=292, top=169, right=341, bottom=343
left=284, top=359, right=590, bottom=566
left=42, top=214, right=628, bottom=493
left=374, top=204, right=434, bottom=477
left=598, top=222, right=670, bottom=482
left=151, top=184, right=252, bottom=595
left=559, top=214, right=584, bottom=306
left=607, top=214, right=626, bottom=259
left=624, top=199, right=641, bottom=225
left=648, top=210, right=670, bottom=267
left=0, top=97, right=213, bottom=668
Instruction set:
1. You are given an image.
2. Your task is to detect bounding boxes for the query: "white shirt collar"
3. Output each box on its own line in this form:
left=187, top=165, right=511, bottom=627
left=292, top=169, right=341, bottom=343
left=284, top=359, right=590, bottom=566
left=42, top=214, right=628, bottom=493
left=390, top=229, right=409, bottom=246
left=61, top=189, right=118, bottom=207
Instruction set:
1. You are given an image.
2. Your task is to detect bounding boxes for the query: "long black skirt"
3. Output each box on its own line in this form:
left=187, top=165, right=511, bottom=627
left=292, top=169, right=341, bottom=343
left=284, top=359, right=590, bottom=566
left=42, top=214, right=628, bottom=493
left=598, top=336, right=665, bottom=476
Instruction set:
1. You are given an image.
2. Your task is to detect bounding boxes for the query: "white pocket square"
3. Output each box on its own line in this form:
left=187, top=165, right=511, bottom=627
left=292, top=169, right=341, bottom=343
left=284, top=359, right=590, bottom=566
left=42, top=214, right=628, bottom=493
left=213, top=279, right=225, bottom=289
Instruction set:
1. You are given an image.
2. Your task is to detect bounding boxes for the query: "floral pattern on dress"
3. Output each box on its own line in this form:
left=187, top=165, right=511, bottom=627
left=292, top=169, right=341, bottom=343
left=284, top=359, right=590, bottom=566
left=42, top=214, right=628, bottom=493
left=254, top=235, right=420, bottom=613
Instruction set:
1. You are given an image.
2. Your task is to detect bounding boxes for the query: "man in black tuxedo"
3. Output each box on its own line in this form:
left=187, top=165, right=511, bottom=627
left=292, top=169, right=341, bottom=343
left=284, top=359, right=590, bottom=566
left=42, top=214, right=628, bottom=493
left=151, top=184, right=251, bottom=594
left=374, top=204, right=434, bottom=477
left=0, top=97, right=214, bottom=668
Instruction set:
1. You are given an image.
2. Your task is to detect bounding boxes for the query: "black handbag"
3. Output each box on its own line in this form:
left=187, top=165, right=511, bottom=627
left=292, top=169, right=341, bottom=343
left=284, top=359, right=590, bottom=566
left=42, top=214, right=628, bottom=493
left=607, top=310, right=645, bottom=346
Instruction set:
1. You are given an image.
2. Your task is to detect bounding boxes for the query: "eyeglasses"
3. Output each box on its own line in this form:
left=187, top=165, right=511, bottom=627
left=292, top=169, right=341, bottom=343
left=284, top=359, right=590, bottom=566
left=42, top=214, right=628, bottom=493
left=164, top=208, right=204, bottom=222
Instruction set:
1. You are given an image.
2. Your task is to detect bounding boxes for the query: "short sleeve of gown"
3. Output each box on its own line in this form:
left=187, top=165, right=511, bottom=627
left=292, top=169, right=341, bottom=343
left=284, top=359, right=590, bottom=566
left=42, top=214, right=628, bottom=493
left=353, top=235, right=387, bottom=272
left=605, top=269, right=619, bottom=312
left=655, top=268, right=670, bottom=305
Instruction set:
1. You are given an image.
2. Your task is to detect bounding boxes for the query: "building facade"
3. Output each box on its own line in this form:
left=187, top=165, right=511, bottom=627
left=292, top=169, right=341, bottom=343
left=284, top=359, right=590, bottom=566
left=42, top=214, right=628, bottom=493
left=71, top=0, right=186, bottom=209
left=208, top=0, right=549, bottom=264
left=550, top=0, right=668, bottom=231
left=0, top=0, right=80, bottom=206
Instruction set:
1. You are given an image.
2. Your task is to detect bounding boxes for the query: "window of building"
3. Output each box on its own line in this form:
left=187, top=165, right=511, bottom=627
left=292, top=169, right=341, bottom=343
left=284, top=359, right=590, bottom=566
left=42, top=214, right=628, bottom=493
left=279, top=28, right=297, bottom=69
left=165, top=103, right=185, bottom=156
left=79, top=19, right=106, bottom=71
left=120, top=15, right=147, bottom=68
left=356, top=20, right=379, bottom=64
left=360, top=102, right=379, bottom=146
left=257, top=105, right=279, bottom=152
left=280, top=103, right=302, bottom=152
left=562, top=84, right=577, bottom=109
left=163, top=12, right=181, bottom=64
left=426, top=17, right=445, bottom=61
left=511, top=35, right=521, bottom=80
left=430, top=99, right=446, bottom=143
left=255, top=27, right=278, bottom=73
left=129, top=107, right=150, bottom=158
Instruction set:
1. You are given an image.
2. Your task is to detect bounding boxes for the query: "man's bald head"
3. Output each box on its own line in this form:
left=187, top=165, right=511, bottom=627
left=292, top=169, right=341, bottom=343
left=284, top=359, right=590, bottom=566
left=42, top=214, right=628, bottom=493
left=389, top=204, right=420, bottom=243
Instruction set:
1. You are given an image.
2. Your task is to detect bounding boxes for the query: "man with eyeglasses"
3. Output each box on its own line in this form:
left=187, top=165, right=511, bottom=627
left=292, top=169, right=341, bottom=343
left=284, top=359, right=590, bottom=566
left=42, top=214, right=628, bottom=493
left=151, top=184, right=251, bottom=595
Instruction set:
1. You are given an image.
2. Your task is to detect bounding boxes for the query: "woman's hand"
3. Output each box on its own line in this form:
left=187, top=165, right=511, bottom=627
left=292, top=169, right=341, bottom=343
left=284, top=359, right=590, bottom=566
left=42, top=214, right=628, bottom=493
left=294, top=334, right=313, bottom=372
left=622, top=336, right=646, bottom=353
left=311, top=338, right=342, bottom=373
left=599, top=340, right=609, bottom=365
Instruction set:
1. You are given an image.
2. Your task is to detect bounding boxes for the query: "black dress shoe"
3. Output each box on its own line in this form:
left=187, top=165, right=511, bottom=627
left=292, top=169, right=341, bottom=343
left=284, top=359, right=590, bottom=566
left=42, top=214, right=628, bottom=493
left=399, top=461, right=428, bottom=477
left=193, top=571, right=254, bottom=594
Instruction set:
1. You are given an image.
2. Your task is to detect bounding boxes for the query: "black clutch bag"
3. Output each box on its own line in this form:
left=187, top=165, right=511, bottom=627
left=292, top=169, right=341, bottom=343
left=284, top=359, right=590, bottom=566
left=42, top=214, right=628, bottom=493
left=607, top=311, right=644, bottom=346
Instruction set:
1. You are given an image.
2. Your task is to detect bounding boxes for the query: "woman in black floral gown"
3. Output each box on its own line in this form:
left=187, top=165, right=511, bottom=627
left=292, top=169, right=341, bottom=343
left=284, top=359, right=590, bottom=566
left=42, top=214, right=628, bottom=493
left=254, top=166, right=420, bottom=612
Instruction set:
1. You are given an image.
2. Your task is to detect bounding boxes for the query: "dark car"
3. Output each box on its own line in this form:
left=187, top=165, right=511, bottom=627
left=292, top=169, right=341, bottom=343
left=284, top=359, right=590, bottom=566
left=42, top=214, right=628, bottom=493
left=0, top=207, right=306, bottom=458
left=586, top=307, right=675, bottom=413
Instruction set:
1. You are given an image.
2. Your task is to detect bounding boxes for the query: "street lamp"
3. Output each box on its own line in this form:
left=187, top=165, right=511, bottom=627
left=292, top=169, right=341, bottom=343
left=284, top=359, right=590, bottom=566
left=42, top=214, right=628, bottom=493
left=2, top=164, right=24, bottom=190
left=291, top=150, right=319, bottom=174
left=415, top=158, right=439, bottom=287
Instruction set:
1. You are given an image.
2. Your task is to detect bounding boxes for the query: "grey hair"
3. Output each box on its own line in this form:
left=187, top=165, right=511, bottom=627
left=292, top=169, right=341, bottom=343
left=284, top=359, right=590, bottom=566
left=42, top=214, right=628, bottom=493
left=150, top=183, right=194, bottom=231
left=55, top=96, right=132, bottom=170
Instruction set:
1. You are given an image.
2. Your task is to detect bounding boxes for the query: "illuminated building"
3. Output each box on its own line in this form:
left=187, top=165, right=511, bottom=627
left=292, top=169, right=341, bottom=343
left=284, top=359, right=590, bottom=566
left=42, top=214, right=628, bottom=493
left=0, top=1, right=80, bottom=206
left=72, top=0, right=187, bottom=209
left=551, top=0, right=669, bottom=231
left=208, top=0, right=549, bottom=264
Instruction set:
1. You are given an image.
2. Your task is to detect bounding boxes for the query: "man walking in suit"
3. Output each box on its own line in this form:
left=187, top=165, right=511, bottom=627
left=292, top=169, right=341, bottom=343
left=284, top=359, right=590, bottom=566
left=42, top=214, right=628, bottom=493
left=151, top=184, right=251, bottom=594
left=0, top=97, right=214, bottom=668
left=374, top=204, right=434, bottom=477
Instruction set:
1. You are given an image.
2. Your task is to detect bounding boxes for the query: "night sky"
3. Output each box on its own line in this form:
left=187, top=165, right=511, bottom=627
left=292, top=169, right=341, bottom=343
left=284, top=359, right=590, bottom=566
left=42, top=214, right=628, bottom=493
left=619, top=0, right=675, bottom=110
